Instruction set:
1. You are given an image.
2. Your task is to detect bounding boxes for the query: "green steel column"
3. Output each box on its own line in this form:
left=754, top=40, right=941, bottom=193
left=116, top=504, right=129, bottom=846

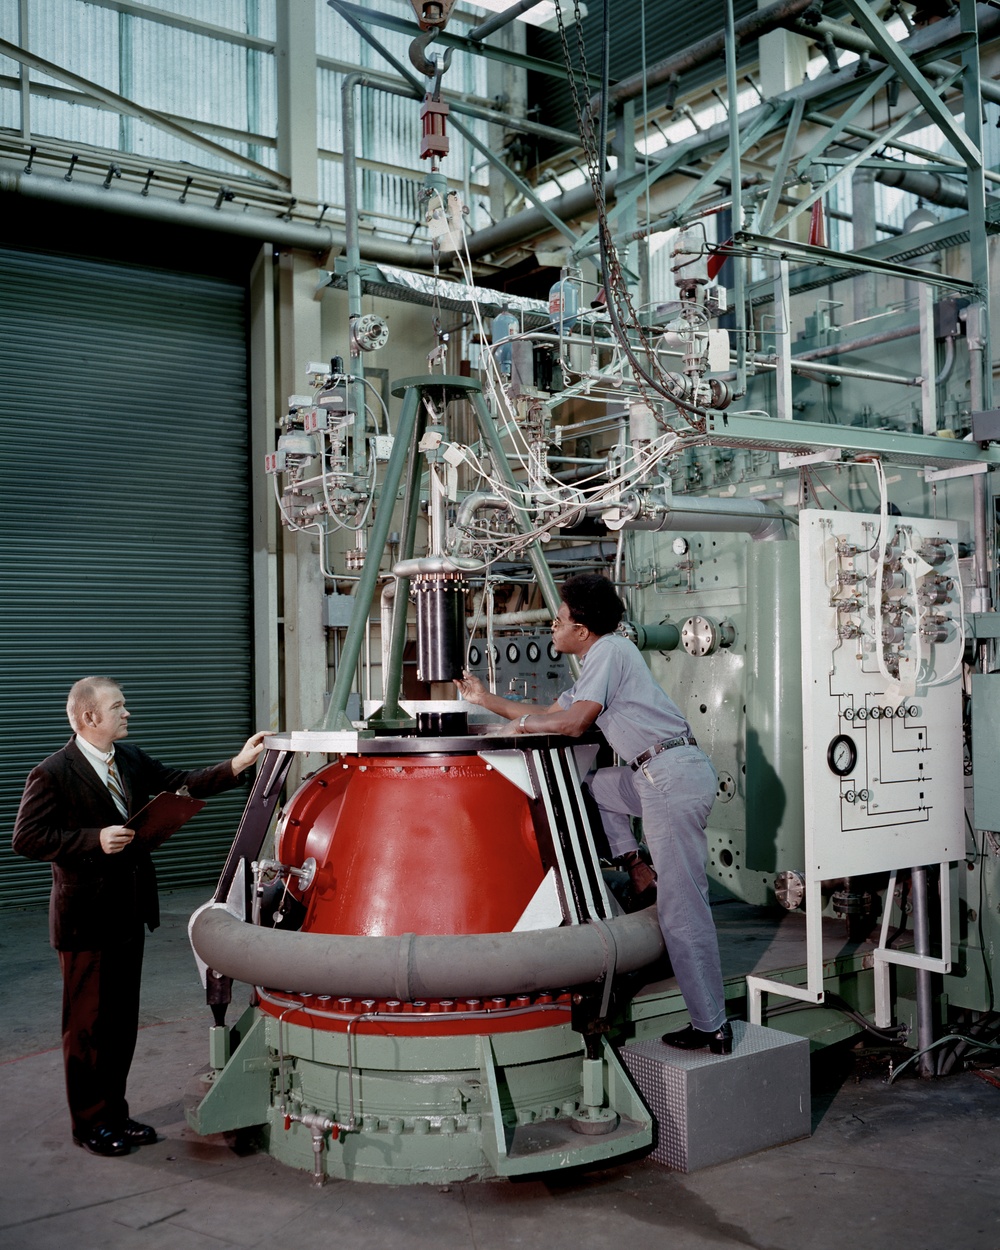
left=725, top=0, right=747, bottom=398
left=367, top=402, right=428, bottom=728
left=744, top=540, right=804, bottom=876
left=961, top=0, right=993, bottom=408
left=322, top=384, right=421, bottom=730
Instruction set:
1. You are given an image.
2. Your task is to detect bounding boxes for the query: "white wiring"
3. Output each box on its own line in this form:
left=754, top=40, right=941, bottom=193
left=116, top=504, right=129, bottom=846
left=869, top=457, right=903, bottom=689
left=925, top=539, right=967, bottom=687
left=860, top=457, right=965, bottom=691
left=361, top=379, right=389, bottom=434
left=436, top=210, right=684, bottom=567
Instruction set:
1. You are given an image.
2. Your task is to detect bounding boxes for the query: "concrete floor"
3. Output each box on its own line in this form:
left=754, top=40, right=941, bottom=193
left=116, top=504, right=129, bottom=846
left=1, top=887, right=999, bottom=1250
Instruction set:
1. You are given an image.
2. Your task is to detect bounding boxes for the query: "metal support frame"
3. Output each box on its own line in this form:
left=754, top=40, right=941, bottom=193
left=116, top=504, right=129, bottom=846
left=328, top=0, right=604, bottom=88
left=769, top=74, right=961, bottom=238
left=873, top=864, right=953, bottom=1028
left=328, top=0, right=580, bottom=247
left=702, top=410, right=1000, bottom=468
left=322, top=382, right=422, bottom=730
left=725, top=0, right=747, bottom=396
left=841, top=0, right=983, bottom=168
left=757, top=97, right=804, bottom=233
left=960, top=0, right=994, bottom=398
left=367, top=400, right=428, bottom=728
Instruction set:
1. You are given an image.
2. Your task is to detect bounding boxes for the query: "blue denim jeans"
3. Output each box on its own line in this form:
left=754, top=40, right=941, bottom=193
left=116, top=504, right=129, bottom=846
left=588, top=745, right=726, bottom=1032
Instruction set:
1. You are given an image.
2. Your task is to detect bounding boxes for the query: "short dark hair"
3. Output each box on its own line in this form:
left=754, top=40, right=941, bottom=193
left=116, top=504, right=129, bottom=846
left=560, top=574, right=625, bottom=636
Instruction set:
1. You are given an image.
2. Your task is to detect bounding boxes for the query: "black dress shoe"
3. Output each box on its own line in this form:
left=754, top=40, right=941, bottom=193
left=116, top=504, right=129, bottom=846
left=121, top=1118, right=158, bottom=1146
left=73, top=1126, right=130, bottom=1157
left=661, top=1020, right=734, bottom=1055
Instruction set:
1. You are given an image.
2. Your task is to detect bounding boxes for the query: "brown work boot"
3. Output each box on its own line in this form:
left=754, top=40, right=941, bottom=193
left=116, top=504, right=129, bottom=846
left=614, top=850, right=657, bottom=906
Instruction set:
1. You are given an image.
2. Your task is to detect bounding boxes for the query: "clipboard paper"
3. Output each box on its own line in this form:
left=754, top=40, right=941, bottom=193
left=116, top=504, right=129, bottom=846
left=128, top=791, right=206, bottom=849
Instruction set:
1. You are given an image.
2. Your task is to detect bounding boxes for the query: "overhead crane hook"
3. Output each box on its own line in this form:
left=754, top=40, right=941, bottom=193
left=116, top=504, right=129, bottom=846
left=409, top=30, right=453, bottom=88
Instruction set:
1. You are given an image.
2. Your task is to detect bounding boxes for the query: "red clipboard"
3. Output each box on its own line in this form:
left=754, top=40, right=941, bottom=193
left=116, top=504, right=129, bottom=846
left=128, top=791, right=206, bottom=850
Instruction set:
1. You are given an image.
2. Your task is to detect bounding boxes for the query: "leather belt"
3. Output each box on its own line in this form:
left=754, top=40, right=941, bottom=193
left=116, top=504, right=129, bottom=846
left=630, top=735, right=698, bottom=771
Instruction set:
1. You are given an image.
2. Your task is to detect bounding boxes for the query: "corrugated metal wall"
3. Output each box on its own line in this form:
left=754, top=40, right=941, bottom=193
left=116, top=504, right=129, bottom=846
left=526, top=0, right=764, bottom=144
left=0, top=0, right=278, bottom=178
left=0, top=245, right=254, bottom=910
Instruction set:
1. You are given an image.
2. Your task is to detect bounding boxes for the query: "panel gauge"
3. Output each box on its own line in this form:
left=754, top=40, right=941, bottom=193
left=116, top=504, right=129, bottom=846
left=827, top=734, right=858, bottom=777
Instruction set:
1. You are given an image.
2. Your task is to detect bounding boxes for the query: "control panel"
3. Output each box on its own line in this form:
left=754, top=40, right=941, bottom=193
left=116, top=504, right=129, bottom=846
left=465, top=630, right=570, bottom=707
left=799, top=509, right=964, bottom=878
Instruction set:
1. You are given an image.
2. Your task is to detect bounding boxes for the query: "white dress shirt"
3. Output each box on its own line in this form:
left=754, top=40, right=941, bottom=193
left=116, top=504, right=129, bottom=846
left=75, top=734, right=128, bottom=818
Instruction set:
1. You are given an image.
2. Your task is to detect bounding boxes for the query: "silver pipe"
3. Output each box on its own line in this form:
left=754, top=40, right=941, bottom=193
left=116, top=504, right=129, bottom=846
left=190, top=901, right=665, bottom=999
left=450, top=491, right=508, bottom=548
left=619, top=491, right=788, bottom=541
left=467, top=0, right=545, bottom=41
left=876, top=167, right=970, bottom=211
left=751, top=354, right=922, bottom=388
left=0, top=166, right=440, bottom=267
left=392, top=554, right=482, bottom=576
left=342, top=74, right=367, bottom=474
left=792, top=15, right=1000, bottom=108
left=796, top=323, right=917, bottom=362
left=909, top=866, right=936, bottom=1078
left=598, top=0, right=823, bottom=113
left=467, top=608, right=551, bottom=628
left=380, top=579, right=395, bottom=697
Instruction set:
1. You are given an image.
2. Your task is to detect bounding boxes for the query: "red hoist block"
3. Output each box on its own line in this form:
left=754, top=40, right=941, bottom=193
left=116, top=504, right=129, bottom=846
left=276, top=754, right=545, bottom=937
left=420, top=96, right=450, bottom=160
left=808, top=200, right=827, bottom=248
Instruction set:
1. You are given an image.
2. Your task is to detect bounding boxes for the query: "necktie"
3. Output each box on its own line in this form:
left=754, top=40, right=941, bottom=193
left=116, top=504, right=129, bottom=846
left=105, top=751, right=128, bottom=816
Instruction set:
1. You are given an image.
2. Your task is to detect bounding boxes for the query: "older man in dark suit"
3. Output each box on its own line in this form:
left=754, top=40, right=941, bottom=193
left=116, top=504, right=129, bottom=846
left=12, top=676, right=265, bottom=1157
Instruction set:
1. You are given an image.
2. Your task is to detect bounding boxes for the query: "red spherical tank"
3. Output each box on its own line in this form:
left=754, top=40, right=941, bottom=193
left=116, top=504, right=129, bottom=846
left=276, top=752, right=545, bottom=937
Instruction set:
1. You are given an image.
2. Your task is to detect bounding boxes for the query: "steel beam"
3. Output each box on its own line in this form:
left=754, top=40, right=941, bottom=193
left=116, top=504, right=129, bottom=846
left=758, top=98, right=804, bottom=233
left=735, top=230, right=978, bottom=293
left=792, top=67, right=895, bottom=181
left=769, top=85, right=955, bottom=237
left=327, top=0, right=604, bottom=88
left=961, top=0, right=993, bottom=409
left=328, top=0, right=580, bottom=247
left=701, top=411, right=1000, bottom=468
left=841, top=0, right=983, bottom=168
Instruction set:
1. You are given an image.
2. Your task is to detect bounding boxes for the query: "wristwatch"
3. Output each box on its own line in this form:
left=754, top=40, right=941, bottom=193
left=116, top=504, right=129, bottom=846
left=518, top=713, right=530, bottom=731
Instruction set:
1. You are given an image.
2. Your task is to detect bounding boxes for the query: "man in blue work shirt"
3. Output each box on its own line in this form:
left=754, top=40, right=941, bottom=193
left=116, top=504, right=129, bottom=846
left=455, top=572, right=731, bottom=1054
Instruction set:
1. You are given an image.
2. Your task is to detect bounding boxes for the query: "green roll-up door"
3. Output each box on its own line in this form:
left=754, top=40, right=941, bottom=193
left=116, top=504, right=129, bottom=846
left=0, top=245, right=253, bottom=910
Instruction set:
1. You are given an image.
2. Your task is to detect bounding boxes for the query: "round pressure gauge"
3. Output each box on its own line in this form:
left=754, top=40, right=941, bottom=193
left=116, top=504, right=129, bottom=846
left=526, top=641, right=541, bottom=663
left=506, top=643, right=520, bottom=663
left=827, top=734, right=858, bottom=777
left=468, top=645, right=481, bottom=666
left=672, top=537, right=689, bottom=555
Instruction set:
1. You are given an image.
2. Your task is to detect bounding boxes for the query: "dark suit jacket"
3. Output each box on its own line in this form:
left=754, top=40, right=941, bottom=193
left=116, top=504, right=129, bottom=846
left=12, top=738, right=241, bottom=950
